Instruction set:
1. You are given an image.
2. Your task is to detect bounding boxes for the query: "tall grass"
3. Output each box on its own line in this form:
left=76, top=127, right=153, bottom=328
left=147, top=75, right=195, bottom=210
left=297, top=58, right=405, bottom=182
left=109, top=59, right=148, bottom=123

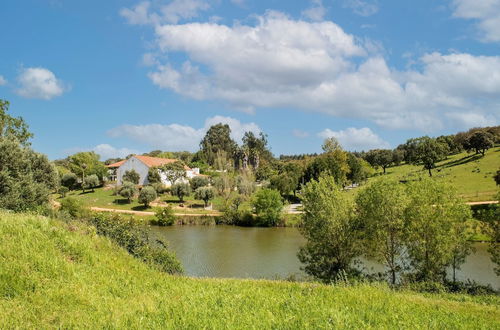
left=0, top=211, right=498, bottom=328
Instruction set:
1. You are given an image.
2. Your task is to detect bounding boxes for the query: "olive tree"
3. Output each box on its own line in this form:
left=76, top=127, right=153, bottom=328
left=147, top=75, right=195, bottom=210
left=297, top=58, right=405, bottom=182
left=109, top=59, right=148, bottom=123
left=119, top=182, right=137, bottom=203
left=194, top=186, right=215, bottom=207
left=83, top=174, right=100, bottom=192
left=161, top=161, right=186, bottom=185
left=356, top=179, right=409, bottom=285
left=61, top=172, right=78, bottom=190
left=138, top=186, right=157, bottom=207
left=298, top=175, right=361, bottom=282
left=252, top=188, right=283, bottom=226
left=190, top=176, right=209, bottom=191
left=123, top=169, right=140, bottom=185
left=171, top=183, right=191, bottom=203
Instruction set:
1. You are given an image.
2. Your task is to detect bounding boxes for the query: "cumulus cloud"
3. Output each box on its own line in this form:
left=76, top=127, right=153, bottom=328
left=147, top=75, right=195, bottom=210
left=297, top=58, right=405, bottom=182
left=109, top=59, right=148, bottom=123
left=120, top=0, right=210, bottom=25
left=293, top=129, right=310, bottom=138
left=452, top=0, right=500, bottom=42
left=108, top=115, right=261, bottom=151
left=92, top=144, right=139, bottom=160
left=318, top=127, right=390, bottom=151
left=0, top=75, right=7, bottom=86
left=343, top=0, right=379, bottom=17
left=16, top=67, right=66, bottom=100
left=302, top=0, right=327, bottom=22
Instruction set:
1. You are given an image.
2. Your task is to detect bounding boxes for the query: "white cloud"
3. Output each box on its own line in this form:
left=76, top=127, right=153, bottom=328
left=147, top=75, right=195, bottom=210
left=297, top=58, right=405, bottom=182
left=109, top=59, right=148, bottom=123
left=230, top=0, right=245, bottom=7
left=445, top=112, right=498, bottom=129
left=16, top=67, right=66, bottom=100
left=0, top=75, right=7, bottom=86
left=120, top=0, right=210, bottom=25
left=302, top=0, right=327, bottom=22
left=293, top=129, right=309, bottom=138
left=318, top=127, right=390, bottom=151
left=452, top=0, right=500, bottom=42
left=343, top=0, right=379, bottom=17
left=93, top=144, right=139, bottom=160
left=108, top=115, right=261, bottom=151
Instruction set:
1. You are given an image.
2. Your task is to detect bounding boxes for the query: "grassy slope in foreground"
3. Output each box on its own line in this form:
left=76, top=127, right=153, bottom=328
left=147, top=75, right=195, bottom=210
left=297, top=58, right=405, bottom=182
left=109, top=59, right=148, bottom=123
left=378, top=147, right=500, bottom=202
left=0, top=212, right=498, bottom=328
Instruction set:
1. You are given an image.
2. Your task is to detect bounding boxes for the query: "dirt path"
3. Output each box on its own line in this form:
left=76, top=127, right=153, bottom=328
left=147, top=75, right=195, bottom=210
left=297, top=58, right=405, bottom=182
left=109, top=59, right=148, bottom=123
left=90, top=207, right=222, bottom=217
left=465, top=201, right=499, bottom=205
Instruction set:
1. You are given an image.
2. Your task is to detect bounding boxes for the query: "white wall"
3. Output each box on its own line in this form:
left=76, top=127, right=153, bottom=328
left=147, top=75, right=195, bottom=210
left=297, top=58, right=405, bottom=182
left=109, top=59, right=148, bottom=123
left=117, top=157, right=150, bottom=185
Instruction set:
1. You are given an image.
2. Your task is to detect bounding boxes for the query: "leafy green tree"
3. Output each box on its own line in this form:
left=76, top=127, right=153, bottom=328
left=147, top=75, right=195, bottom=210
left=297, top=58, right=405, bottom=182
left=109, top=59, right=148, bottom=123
left=298, top=175, right=361, bottom=282
left=495, top=169, right=500, bottom=186
left=236, top=170, right=256, bottom=197
left=364, top=149, right=393, bottom=174
left=0, top=99, right=33, bottom=145
left=467, top=131, right=494, bottom=156
left=200, top=123, right=237, bottom=166
left=404, top=178, right=472, bottom=283
left=123, top=169, right=140, bottom=185
left=356, top=179, right=409, bottom=284
left=68, top=151, right=108, bottom=189
left=58, top=186, right=69, bottom=198
left=139, top=186, right=157, bottom=207
left=252, top=188, right=283, bottom=226
left=190, top=176, right=209, bottom=191
left=321, top=137, right=342, bottom=153
left=119, top=181, right=137, bottom=203
left=0, top=138, right=58, bottom=212
left=147, top=167, right=162, bottom=184
left=61, top=172, right=78, bottom=190
left=83, top=174, right=100, bottom=192
left=270, top=173, right=296, bottom=197
left=347, top=154, right=372, bottom=185
left=160, top=161, right=186, bottom=185
left=194, top=186, right=215, bottom=207
left=171, top=183, right=191, bottom=203
left=303, top=150, right=350, bottom=187
left=155, top=205, right=176, bottom=226
left=408, top=137, right=448, bottom=176
left=240, top=131, right=271, bottom=169
left=392, top=149, right=405, bottom=166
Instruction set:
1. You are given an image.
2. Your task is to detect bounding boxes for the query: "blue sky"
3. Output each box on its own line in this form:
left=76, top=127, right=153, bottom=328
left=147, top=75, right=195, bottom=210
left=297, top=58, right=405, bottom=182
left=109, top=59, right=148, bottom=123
left=0, top=0, right=499, bottom=160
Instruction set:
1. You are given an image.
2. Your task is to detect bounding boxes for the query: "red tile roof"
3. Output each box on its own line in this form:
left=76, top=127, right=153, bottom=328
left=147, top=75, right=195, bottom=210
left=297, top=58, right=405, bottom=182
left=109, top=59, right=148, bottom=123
left=107, top=155, right=191, bottom=170
left=106, top=160, right=126, bottom=168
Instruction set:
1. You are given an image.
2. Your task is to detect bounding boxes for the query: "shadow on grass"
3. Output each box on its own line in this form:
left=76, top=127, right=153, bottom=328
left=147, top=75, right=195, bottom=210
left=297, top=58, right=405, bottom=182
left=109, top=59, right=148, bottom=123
left=132, top=205, right=151, bottom=211
left=440, top=154, right=482, bottom=168
left=78, top=191, right=95, bottom=195
left=113, top=198, right=132, bottom=205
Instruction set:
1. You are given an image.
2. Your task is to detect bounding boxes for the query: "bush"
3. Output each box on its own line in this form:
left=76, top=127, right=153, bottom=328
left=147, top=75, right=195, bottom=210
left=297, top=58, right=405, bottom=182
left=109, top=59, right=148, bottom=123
left=83, top=174, right=100, bottom=192
left=123, top=169, right=140, bottom=185
left=58, top=186, right=69, bottom=198
left=59, top=197, right=88, bottom=219
left=171, top=183, right=191, bottom=203
left=87, top=213, right=182, bottom=274
left=252, top=188, right=283, bottom=226
left=155, top=205, right=176, bottom=226
left=190, top=176, right=209, bottom=191
left=119, top=181, right=137, bottom=203
left=138, top=186, right=157, bottom=207
left=61, top=172, right=78, bottom=190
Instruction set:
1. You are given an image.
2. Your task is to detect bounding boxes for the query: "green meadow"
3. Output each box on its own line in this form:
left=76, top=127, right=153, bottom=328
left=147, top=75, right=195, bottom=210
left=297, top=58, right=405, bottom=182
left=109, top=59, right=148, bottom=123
left=1, top=211, right=498, bottom=328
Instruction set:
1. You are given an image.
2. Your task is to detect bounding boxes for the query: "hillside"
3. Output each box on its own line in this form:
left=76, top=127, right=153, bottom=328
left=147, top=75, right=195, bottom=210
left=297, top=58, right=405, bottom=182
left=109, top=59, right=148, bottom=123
left=0, top=211, right=498, bottom=328
left=379, top=147, right=500, bottom=202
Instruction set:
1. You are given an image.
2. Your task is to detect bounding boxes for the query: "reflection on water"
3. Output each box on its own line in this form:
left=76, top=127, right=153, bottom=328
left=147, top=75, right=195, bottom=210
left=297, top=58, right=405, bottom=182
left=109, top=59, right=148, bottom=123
left=150, top=225, right=499, bottom=289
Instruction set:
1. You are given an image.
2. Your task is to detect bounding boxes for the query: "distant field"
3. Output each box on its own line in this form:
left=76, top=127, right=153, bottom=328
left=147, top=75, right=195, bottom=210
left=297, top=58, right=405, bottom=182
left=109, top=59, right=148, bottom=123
left=371, top=147, right=500, bottom=202
left=1, top=211, right=498, bottom=328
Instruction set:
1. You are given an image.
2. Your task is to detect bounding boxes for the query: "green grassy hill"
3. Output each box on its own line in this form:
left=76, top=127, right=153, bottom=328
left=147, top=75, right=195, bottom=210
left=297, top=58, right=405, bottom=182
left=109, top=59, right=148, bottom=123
left=1, top=211, right=498, bottom=328
left=379, top=147, right=500, bottom=202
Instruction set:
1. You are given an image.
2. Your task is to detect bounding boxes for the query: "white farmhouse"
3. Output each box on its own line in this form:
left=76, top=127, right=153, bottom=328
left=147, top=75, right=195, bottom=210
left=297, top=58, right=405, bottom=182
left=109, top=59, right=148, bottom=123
left=106, top=155, right=203, bottom=186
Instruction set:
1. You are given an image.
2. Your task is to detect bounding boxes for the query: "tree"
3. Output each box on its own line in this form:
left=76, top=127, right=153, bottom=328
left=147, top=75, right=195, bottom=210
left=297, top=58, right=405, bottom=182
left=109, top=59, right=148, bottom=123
left=171, top=183, right=191, bottom=203
left=236, top=170, right=256, bottom=197
left=155, top=205, right=176, bottom=226
left=58, top=186, right=69, bottom=198
left=200, top=123, right=237, bottom=166
left=194, top=186, right=215, bottom=207
left=356, top=179, right=409, bottom=285
left=321, top=137, right=342, bottom=153
left=0, top=99, right=33, bottom=145
left=404, top=178, right=472, bottom=283
left=0, top=138, right=58, bottom=212
left=298, top=175, right=361, bottom=282
left=61, top=172, right=78, bottom=190
left=467, top=131, right=494, bottom=156
left=406, top=137, right=448, bottom=176
left=139, top=186, right=157, bottom=207
left=252, top=188, right=283, bottom=226
left=190, top=176, right=209, bottom=191
left=270, top=173, right=296, bottom=197
left=364, top=149, right=393, bottom=174
left=303, top=150, right=350, bottom=187
left=68, top=151, right=108, bottom=189
left=148, top=167, right=162, bottom=184
left=119, top=182, right=137, bottom=203
left=83, top=174, right=100, bottom=192
left=123, top=169, right=140, bottom=185
left=160, top=161, right=186, bottom=185
left=347, top=153, right=372, bottom=185
left=240, top=131, right=271, bottom=169
left=495, top=169, right=500, bottom=186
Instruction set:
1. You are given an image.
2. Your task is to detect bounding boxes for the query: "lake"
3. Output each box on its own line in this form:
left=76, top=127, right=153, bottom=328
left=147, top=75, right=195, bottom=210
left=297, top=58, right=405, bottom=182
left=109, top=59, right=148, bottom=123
left=150, top=225, right=499, bottom=289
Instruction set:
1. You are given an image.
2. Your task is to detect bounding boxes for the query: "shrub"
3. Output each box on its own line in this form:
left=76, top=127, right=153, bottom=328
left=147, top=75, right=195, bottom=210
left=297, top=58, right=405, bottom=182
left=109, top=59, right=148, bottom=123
left=83, top=174, right=100, bottom=192
left=194, top=186, right=215, bottom=207
left=123, top=169, right=140, bottom=185
left=59, top=197, right=88, bottom=219
left=138, top=186, right=157, bottom=207
left=190, top=176, right=209, bottom=191
left=119, top=181, right=137, bottom=203
left=252, top=188, right=283, bottom=226
left=61, top=172, right=78, bottom=190
left=171, top=183, right=191, bottom=203
left=155, top=205, right=176, bottom=226
left=58, top=186, right=69, bottom=198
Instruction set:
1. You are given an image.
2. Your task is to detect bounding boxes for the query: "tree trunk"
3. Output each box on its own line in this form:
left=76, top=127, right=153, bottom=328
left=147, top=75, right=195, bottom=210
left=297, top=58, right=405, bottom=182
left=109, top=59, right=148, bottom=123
left=428, top=167, right=432, bottom=177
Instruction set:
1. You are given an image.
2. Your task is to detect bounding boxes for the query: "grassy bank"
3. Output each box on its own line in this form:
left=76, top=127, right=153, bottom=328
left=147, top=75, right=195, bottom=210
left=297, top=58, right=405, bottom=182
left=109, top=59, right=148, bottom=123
left=1, top=211, right=498, bottom=328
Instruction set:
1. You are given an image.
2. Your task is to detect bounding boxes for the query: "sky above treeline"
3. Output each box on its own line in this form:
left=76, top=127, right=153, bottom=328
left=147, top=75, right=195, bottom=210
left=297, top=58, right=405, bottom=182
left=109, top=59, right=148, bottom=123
left=0, top=0, right=499, bottom=160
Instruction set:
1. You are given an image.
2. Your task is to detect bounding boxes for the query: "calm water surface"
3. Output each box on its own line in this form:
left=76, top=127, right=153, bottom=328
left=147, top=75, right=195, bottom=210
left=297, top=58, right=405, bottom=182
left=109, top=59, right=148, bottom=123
left=150, top=226, right=499, bottom=289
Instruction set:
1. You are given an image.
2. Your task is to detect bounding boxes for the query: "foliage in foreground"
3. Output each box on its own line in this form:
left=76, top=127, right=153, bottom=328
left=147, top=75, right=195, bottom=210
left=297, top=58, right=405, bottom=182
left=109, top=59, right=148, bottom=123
left=0, top=211, right=498, bottom=328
